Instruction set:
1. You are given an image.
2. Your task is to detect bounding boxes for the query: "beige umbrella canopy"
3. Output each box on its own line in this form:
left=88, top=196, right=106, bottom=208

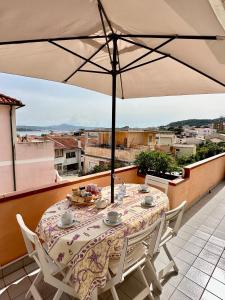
left=0, top=0, right=225, bottom=201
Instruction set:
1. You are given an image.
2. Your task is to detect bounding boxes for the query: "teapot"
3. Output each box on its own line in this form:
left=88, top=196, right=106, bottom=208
left=96, top=198, right=108, bottom=209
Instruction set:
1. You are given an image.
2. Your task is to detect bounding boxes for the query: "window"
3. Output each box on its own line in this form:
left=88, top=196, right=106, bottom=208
left=55, top=149, right=63, bottom=158
left=55, top=164, right=62, bottom=171
left=66, top=151, right=76, bottom=159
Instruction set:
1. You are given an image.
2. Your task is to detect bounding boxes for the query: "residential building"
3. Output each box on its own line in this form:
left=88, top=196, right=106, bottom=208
left=45, top=135, right=84, bottom=176
left=172, top=144, right=197, bottom=157
left=84, top=128, right=157, bottom=172
left=213, top=119, right=225, bottom=132
left=0, top=93, right=56, bottom=195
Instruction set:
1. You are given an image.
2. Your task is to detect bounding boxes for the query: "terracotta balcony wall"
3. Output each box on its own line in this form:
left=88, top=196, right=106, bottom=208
left=0, top=153, right=224, bottom=268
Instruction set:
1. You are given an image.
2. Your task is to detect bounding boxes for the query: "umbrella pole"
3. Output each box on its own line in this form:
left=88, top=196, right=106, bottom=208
left=111, top=35, right=118, bottom=203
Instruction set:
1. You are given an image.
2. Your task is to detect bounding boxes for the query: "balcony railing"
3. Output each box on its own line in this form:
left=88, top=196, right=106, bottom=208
left=0, top=153, right=224, bottom=268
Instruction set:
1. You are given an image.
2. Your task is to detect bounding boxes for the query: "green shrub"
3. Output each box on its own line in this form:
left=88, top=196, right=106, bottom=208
left=135, top=150, right=180, bottom=176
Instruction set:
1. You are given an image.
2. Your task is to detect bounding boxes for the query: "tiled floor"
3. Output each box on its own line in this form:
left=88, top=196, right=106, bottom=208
left=0, top=182, right=225, bottom=300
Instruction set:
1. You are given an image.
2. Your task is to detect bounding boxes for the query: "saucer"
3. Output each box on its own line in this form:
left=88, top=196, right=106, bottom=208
left=57, top=220, right=78, bottom=229
left=103, top=217, right=122, bottom=227
left=141, top=201, right=156, bottom=208
left=138, top=189, right=150, bottom=193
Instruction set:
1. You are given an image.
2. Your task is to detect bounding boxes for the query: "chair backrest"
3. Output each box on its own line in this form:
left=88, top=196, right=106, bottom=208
left=115, top=217, right=165, bottom=281
left=165, top=201, right=186, bottom=235
left=16, top=214, right=52, bottom=276
left=145, top=175, right=169, bottom=194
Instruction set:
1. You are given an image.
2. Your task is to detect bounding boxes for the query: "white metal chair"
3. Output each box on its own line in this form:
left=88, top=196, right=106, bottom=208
left=145, top=175, right=169, bottom=194
left=99, top=217, right=165, bottom=300
left=157, top=201, right=187, bottom=279
left=16, top=214, right=78, bottom=300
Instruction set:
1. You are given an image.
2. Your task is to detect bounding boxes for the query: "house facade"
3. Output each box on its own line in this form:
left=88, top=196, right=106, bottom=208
left=0, top=93, right=55, bottom=195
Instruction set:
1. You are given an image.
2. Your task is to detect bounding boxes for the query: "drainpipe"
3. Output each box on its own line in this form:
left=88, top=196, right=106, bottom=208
left=9, top=106, right=16, bottom=191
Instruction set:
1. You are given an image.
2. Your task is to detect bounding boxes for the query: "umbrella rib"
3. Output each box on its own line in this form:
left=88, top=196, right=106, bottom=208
left=49, top=41, right=110, bottom=82
left=120, top=37, right=225, bottom=88
left=120, top=36, right=176, bottom=72
left=117, top=49, right=125, bottom=99
left=120, top=55, right=168, bottom=74
left=62, top=39, right=112, bottom=82
left=98, top=3, right=113, bottom=65
left=119, top=34, right=223, bottom=40
left=0, top=35, right=107, bottom=45
left=78, top=69, right=110, bottom=74
left=97, top=0, right=115, bottom=34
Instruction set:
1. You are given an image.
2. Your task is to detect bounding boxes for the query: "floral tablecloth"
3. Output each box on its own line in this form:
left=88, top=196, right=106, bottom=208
left=36, top=184, right=169, bottom=300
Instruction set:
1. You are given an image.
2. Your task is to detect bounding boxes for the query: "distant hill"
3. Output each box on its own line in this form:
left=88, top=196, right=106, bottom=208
left=166, top=117, right=225, bottom=128
left=17, top=124, right=86, bottom=131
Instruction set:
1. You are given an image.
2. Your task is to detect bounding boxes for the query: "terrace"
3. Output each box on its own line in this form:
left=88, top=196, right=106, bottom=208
left=0, top=153, right=224, bottom=300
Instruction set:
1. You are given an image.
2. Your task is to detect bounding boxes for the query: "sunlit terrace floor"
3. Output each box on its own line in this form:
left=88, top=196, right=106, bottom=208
left=1, top=182, right=225, bottom=300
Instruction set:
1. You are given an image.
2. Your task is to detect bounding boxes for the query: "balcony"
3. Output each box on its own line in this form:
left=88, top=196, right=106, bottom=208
left=0, top=153, right=224, bottom=300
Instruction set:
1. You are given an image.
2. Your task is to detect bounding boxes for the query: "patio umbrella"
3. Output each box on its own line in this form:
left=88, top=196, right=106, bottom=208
left=0, top=0, right=225, bottom=202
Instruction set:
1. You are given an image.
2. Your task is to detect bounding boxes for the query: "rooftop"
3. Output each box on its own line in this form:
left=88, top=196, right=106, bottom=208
left=44, top=136, right=82, bottom=150
left=1, top=183, right=225, bottom=300
left=0, top=93, right=24, bottom=107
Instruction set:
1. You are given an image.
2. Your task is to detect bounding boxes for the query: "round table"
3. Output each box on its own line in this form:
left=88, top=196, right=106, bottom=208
left=36, top=184, right=169, bottom=300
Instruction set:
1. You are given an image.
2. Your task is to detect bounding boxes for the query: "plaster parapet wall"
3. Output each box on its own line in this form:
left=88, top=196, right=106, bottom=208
left=168, top=153, right=225, bottom=209
left=0, top=166, right=141, bottom=266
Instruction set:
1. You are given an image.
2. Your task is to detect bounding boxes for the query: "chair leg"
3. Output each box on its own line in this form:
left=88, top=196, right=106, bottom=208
left=110, top=286, right=120, bottom=300
left=26, top=271, right=43, bottom=299
left=163, top=244, right=178, bottom=273
left=158, top=244, right=179, bottom=280
left=145, top=260, right=162, bottom=296
left=137, top=266, right=154, bottom=300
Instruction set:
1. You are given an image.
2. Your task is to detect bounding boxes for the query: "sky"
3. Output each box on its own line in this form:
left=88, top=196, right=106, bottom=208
left=0, top=73, right=224, bottom=128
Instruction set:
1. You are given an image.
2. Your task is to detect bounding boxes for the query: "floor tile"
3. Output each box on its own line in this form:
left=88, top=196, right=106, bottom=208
left=167, top=243, right=181, bottom=256
left=170, top=289, right=191, bottom=300
left=209, top=236, right=225, bottom=248
left=203, top=242, right=224, bottom=256
left=213, top=230, right=225, bottom=241
left=166, top=272, right=184, bottom=288
left=199, top=249, right=220, bottom=265
left=212, top=267, right=225, bottom=284
left=176, top=249, right=196, bottom=265
left=198, top=225, right=214, bottom=235
left=4, top=269, right=26, bottom=286
left=201, top=290, right=222, bottom=300
left=206, top=277, right=225, bottom=299
left=119, top=274, right=145, bottom=299
left=186, top=267, right=210, bottom=288
left=217, top=258, right=225, bottom=271
left=193, top=258, right=215, bottom=276
left=0, top=290, right=10, bottom=300
left=159, top=283, right=175, bottom=300
left=178, top=277, right=204, bottom=300
left=189, top=236, right=207, bottom=248
left=194, top=230, right=211, bottom=241
left=7, top=277, right=31, bottom=299
left=24, top=262, right=38, bottom=275
left=170, top=236, right=187, bottom=248
left=183, top=242, right=202, bottom=256
left=0, top=279, right=5, bottom=289
left=178, top=231, right=193, bottom=241
left=174, top=258, right=190, bottom=275
left=180, top=225, right=196, bottom=235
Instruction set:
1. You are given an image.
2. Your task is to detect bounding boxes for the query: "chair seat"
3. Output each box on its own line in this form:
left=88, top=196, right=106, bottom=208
left=160, top=227, right=174, bottom=246
left=109, top=244, right=146, bottom=275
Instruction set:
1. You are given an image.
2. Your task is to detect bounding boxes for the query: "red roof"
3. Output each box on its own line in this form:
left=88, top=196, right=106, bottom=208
left=0, top=93, right=24, bottom=107
left=45, top=136, right=82, bottom=150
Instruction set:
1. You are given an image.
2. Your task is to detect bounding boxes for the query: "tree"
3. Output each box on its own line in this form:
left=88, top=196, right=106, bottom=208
left=135, top=150, right=180, bottom=176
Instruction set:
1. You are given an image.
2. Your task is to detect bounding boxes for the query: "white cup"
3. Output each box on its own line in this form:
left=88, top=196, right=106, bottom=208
left=61, top=212, right=73, bottom=225
left=140, top=184, right=148, bottom=191
left=107, top=211, right=122, bottom=223
left=145, top=195, right=154, bottom=205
